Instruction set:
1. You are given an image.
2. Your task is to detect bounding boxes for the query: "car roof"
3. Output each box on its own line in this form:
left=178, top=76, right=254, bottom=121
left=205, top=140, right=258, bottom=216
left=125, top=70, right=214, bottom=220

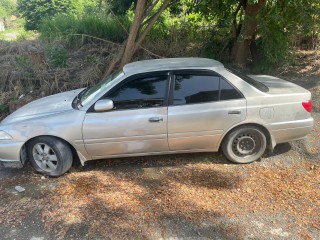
left=123, top=58, right=224, bottom=75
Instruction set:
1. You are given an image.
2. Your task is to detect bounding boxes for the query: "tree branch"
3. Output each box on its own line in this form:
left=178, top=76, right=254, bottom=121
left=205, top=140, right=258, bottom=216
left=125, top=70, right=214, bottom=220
left=232, top=2, right=242, bottom=38
left=70, top=34, right=122, bottom=46
left=135, top=0, right=170, bottom=49
left=140, top=46, right=164, bottom=58
left=109, top=8, right=129, bottom=35
left=144, top=0, right=160, bottom=19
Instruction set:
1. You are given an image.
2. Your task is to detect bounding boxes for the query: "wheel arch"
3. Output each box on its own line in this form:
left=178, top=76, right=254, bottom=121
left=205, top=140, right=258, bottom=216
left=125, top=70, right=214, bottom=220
left=218, top=123, right=273, bottom=151
left=20, top=135, right=80, bottom=165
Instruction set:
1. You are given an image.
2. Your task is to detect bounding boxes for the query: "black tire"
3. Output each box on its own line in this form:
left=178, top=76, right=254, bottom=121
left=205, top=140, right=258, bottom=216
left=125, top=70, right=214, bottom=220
left=27, top=136, right=73, bottom=177
left=222, top=126, right=267, bottom=164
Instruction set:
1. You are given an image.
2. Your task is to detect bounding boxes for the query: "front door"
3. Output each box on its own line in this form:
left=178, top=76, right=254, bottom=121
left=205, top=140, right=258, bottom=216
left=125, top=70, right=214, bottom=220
left=82, top=72, right=170, bottom=159
left=168, top=71, right=247, bottom=151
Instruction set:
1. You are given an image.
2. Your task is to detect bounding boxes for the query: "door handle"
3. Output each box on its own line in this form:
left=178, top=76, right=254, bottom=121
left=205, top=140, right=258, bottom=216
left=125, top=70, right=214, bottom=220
left=228, top=110, right=241, bottom=115
left=149, top=117, right=163, bottom=123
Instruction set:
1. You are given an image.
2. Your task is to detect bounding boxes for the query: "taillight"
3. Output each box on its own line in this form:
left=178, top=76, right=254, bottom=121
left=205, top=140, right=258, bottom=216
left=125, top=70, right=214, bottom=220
left=302, top=100, right=312, bottom=112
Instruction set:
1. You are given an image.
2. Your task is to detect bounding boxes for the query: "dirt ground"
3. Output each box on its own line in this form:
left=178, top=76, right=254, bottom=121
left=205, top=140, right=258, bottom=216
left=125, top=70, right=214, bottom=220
left=0, top=51, right=319, bottom=240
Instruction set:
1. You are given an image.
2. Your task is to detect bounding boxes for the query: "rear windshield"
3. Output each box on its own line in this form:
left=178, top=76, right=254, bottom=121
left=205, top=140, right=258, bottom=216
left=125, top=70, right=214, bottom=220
left=226, top=67, right=269, bottom=92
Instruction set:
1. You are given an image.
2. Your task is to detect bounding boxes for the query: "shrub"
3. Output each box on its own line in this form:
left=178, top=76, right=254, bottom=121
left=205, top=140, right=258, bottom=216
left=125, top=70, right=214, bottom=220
left=17, top=0, right=77, bottom=30
left=44, top=45, right=68, bottom=68
left=39, top=14, right=130, bottom=45
left=0, top=104, right=9, bottom=116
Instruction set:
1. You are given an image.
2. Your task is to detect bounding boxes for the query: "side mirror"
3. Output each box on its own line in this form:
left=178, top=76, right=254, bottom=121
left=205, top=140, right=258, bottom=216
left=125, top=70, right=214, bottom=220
left=94, top=99, right=114, bottom=112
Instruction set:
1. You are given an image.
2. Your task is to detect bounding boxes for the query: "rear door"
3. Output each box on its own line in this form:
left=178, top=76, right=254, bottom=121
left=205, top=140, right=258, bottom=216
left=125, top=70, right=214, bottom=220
left=82, top=72, right=170, bottom=158
left=168, top=70, right=247, bottom=151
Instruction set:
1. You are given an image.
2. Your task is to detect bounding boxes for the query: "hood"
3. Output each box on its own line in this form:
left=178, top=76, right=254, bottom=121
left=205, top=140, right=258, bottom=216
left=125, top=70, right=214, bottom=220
left=1, top=88, right=84, bottom=124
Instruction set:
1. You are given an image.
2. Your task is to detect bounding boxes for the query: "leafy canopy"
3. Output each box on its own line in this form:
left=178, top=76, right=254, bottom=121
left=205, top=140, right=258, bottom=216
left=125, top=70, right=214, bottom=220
left=17, top=0, right=79, bottom=30
left=0, top=0, right=17, bottom=18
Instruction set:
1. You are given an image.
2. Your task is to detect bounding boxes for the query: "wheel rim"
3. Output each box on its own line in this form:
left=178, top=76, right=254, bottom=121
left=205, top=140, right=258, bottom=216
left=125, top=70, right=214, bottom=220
left=232, top=130, right=263, bottom=158
left=32, top=143, right=58, bottom=172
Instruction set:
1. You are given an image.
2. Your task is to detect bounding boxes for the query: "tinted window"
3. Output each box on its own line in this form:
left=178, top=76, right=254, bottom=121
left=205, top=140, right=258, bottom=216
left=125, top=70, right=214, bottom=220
left=81, top=70, right=123, bottom=107
left=226, top=67, right=269, bottom=92
left=220, top=78, right=243, bottom=100
left=173, top=75, right=220, bottom=105
left=105, top=75, right=168, bottom=110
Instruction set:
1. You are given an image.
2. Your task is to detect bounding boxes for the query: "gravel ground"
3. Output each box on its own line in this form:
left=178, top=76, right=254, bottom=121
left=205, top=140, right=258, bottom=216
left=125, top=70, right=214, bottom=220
left=0, top=52, right=319, bottom=240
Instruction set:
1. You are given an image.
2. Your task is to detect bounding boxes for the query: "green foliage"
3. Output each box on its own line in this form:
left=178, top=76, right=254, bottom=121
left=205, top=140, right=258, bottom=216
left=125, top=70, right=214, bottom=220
left=255, top=0, right=320, bottom=69
left=0, top=0, right=16, bottom=17
left=0, top=104, right=9, bottom=116
left=15, top=55, right=31, bottom=68
left=14, top=55, right=36, bottom=78
left=39, top=14, right=130, bottom=45
left=191, top=0, right=320, bottom=69
left=108, top=0, right=136, bottom=15
left=17, top=0, right=78, bottom=30
left=16, top=30, right=38, bottom=41
left=44, top=45, right=68, bottom=68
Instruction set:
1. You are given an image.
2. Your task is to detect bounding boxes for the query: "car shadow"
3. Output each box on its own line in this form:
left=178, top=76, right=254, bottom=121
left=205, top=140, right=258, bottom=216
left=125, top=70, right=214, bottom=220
left=75, top=152, right=231, bottom=172
left=264, top=142, right=292, bottom=158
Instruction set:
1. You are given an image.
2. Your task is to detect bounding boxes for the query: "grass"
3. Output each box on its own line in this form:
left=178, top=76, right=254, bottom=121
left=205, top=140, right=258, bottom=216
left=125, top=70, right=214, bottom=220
left=39, top=14, right=130, bottom=46
left=0, top=104, right=8, bottom=116
left=0, top=28, right=37, bottom=41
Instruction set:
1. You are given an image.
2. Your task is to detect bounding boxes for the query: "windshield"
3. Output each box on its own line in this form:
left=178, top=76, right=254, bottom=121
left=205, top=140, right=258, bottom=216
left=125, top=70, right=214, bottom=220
left=226, top=67, right=269, bottom=92
left=81, top=70, right=124, bottom=106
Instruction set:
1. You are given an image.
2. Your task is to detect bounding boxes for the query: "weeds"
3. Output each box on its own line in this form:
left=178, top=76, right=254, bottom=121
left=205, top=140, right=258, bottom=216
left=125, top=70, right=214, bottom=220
left=44, top=45, right=68, bottom=68
left=39, top=14, right=130, bottom=46
left=0, top=104, right=8, bottom=116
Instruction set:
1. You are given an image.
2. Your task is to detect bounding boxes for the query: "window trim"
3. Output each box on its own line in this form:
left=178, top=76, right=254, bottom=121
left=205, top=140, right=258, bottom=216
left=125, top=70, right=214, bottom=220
left=88, top=71, right=171, bottom=113
left=219, top=76, right=244, bottom=101
left=169, top=69, right=244, bottom=107
left=226, top=67, right=269, bottom=93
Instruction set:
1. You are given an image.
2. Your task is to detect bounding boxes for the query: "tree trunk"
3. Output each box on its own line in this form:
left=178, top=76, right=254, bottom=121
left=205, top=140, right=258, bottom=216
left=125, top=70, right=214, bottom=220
left=232, top=40, right=251, bottom=66
left=232, top=0, right=266, bottom=66
left=103, top=0, right=146, bottom=78
left=120, top=0, right=147, bottom=67
left=102, top=0, right=171, bottom=78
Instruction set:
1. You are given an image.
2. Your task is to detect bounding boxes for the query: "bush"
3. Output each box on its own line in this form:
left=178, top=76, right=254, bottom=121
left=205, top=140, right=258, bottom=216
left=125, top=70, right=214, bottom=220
left=0, top=0, right=16, bottom=18
left=44, top=45, right=68, bottom=68
left=17, top=0, right=77, bottom=30
left=0, top=104, right=9, bottom=116
left=39, top=14, right=130, bottom=45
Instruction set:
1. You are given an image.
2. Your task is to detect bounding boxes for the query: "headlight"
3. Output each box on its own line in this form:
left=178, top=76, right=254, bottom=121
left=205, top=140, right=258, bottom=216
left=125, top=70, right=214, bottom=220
left=0, top=131, right=12, bottom=140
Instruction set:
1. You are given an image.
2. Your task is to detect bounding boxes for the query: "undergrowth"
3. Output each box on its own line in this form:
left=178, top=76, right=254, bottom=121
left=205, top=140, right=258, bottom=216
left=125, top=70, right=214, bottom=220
left=39, top=14, right=130, bottom=46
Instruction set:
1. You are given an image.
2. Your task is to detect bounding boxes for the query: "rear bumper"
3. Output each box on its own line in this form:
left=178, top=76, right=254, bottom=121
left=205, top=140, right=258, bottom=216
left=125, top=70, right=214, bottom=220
left=0, top=141, right=24, bottom=168
left=268, top=118, right=314, bottom=145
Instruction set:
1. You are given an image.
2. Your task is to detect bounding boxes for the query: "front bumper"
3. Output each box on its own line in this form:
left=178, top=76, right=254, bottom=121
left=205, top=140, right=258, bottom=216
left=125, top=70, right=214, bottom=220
left=0, top=141, right=24, bottom=168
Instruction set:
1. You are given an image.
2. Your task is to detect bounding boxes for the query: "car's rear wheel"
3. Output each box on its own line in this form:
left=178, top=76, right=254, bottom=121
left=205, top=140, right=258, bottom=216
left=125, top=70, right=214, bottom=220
left=222, top=126, right=267, bottom=164
left=27, top=136, right=73, bottom=177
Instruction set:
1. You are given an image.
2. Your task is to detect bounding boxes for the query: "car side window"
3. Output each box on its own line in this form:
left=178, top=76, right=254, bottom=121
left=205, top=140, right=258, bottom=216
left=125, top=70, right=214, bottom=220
left=220, top=78, right=243, bottom=100
left=172, top=74, right=243, bottom=106
left=104, top=74, right=168, bottom=110
left=173, top=74, right=220, bottom=105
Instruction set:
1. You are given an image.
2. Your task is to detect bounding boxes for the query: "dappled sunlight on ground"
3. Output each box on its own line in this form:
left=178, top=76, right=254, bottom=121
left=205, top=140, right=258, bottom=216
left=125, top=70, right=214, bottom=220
left=34, top=158, right=320, bottom=239
left=0, top=145, right=319, bottom=239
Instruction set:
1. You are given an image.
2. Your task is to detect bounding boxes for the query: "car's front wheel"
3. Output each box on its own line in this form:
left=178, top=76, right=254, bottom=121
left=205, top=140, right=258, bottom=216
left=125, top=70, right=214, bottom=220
left=27, top=136, right=73, bottom=177
left=222, top=126, right=267, bottom=164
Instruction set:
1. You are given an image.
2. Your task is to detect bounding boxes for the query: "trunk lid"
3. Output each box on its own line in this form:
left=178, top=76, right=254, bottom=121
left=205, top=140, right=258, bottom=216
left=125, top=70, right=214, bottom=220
left=249, top=75, right=311, bottom=96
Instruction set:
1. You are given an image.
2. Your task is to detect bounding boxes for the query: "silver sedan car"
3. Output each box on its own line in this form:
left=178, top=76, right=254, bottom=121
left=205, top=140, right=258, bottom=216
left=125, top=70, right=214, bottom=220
left=0, top=58, right=314, bottom=176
